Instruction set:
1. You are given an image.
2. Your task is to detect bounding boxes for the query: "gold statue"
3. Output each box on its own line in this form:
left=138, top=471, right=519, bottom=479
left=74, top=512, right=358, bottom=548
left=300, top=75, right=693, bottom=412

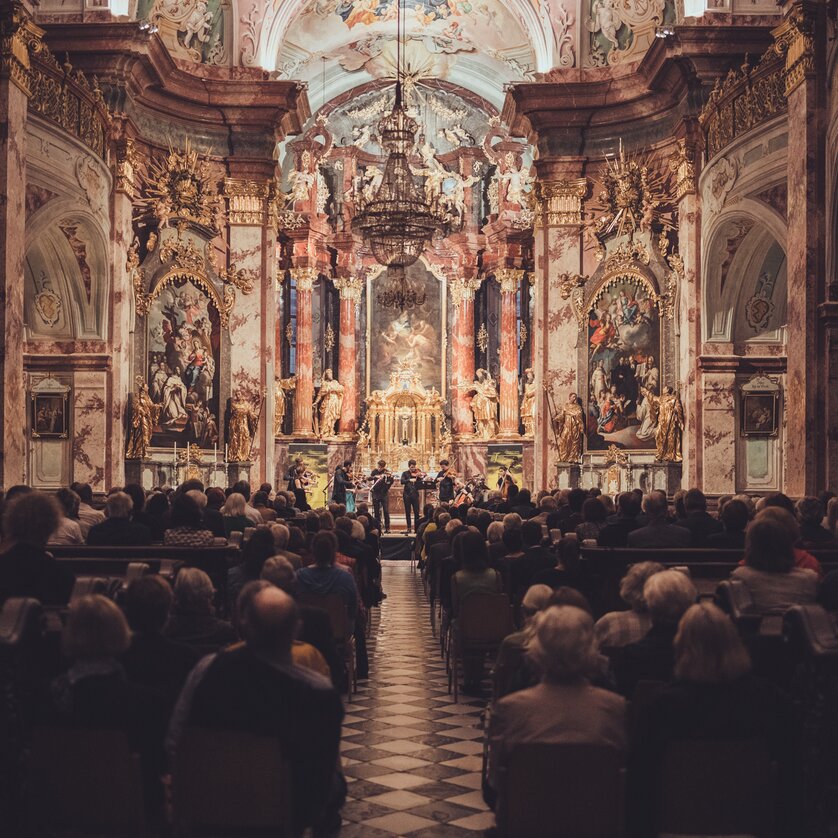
left=228, top=393, right=258, bottom=462
left=555, top=392, right=585, bottom=463
left=655, top=385, right=684, bottom=463
left=469, top=368, right=499, bottom=440
left=313, top=369, right=344, bottom=439
left=125, top=376, right=160, bottom=460
left=274, top=376, right=295, bottom=437
left=520, top=368, right=536, bottom=436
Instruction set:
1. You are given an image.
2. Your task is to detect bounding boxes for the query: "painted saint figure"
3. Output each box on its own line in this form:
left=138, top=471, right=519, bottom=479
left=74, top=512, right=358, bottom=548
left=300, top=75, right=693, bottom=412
left=655, top=386, right=684, bottom=463
left=555, top=392, right=585, bottom=463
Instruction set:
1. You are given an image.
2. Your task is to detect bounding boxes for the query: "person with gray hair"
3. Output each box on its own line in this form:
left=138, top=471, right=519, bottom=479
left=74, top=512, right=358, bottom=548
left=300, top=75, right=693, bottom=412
left=612, top=569, right=697, bottom=697
left=269, top=522, right=302, bottom=568
left=486, top=605, right=627, bottom=806
left=626, top=491, right=690, bottom=548
left=164, top=567, right=235, bottom=653
left=86, top=490, right=152, bottom=546
left=594, top=561, right=665, bottom=650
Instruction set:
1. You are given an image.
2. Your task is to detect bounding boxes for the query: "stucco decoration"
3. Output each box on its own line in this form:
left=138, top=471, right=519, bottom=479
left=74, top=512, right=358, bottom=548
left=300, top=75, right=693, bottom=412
left=138, top=0, right=230, bottom=65
left=703, top=156, right=738, bottom=216
left=586, top=0, right=675, bottom=67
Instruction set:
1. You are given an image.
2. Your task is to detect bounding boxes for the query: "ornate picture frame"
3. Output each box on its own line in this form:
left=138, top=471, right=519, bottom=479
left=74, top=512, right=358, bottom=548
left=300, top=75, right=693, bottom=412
left=741, top=390, right=779, bottom=437
left=31, top=391, right=69, bottom=439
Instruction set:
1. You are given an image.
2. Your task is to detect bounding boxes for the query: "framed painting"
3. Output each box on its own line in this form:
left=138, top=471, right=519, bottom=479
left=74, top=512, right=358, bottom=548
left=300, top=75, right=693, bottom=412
left=31, top=392, right=69, bottom=439
left=741, top=391, right=779, bottom=437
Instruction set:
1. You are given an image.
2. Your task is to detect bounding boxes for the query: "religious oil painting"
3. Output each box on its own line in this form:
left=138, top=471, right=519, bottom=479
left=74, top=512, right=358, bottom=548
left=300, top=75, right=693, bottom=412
left=31, top=393, right=69, bottom=438
left=741, top=392, right=779, bottom=437
left=369, top=263, right=442, bottom=394
left=586, top=275, right=661, bottom=452
left=146, top=277, right=221, bottom=448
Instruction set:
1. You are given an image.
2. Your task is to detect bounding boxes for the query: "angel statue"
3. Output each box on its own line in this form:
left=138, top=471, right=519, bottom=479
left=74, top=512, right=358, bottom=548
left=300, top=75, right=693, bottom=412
left=555, top=392, right=585, bottom=463
left=520, top=368, right=537, bottom=436
left=655, top=386, right=684, bottom=463
left=469, top=368, right=499, bottom=440
left=273, top=376, right=296, bottom=437
left=228, top=392, right=259, bottom=462
left=125, top=377, right=161, bottom=460
left=313, top=369, right=344, bottom=439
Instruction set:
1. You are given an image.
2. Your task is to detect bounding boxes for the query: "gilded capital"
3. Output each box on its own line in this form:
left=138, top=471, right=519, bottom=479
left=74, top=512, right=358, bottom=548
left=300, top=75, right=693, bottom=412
left=290, top=266, right=318, bottom=292
left=0, top=2, right=44, bottom=97
left=449, top=276, right=482, bottom=307
left=224, top=178, right=271, bottom=226
left=334, top=275, right=364, bottom=302
left=495, top=268, right=525, bottom=295
left=534, top=178, right=588, bottom=227
left=669, top=140, right=696, bottom=201
left=772, top=3, right=817, bottom=95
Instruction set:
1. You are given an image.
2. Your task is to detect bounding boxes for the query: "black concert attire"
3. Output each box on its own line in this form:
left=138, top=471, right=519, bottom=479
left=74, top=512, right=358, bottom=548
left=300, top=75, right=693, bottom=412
left=437, top=470, right=455, bottom=503
left=370, top=468, right=394, bottom=531
left=401, top=469, right=422, bottom=532
left=331, top=465, right=350, bottom=505
left=287, top=468, right=310, bottom=512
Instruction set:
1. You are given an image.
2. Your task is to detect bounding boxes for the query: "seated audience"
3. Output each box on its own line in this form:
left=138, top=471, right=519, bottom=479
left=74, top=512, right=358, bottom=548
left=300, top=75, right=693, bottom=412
left=732, top=514, right=818, bottom=615
left=269, top=522, right=302, bottom=568
left=575, top=497, right=608, bottom=543
left=273, top=493, right=294, bottom=520
left=252, top=490, right=277, bottom=523
left=123, top=483, right=155, bottom=536
left=452, top=530, right=503, bottom=612
left=296, top=531, right=359, bottom=624
left=70, top=482, right=105, bottom=537
left=200, top=487, right=226, bottom=538
left=509, top=488, right=536, bottom=520
left=612, top=569, right=697, bottom=697
left=143, top=492, right=170, bottom=542
left=222, top=492, right=252, bottom=538
left=674, top=488, right=723, bottom=546
left=86, top=491, right=152, bottom=546
left=0, top=491, right=74, bottom=605
left=163, top=493, right=215, bottom=546
left=597, top=492, right=641, bottom=547
left=486, top=605, right=627, bottom=809
left=49, top=487, right=84, bottom=545
left=630, top=602, right=798, bottom=837
left=165, top=567, right=236, bottom=653
left=594, top=561, right=664, bottom=650
left=227, top=529, right=277, bottom=610
left=559, top=488, right=587, bottom=535
left=795, top=496, right=835, bottom=549
left=231, top=480, right=264, bottom=526
left=707, top=498, right=750, bottom=549
left=121, top=575, right=199, bottom=709
left=627, top=492, right=691, bottom=548
left=167, top=583, right=345, bottom=836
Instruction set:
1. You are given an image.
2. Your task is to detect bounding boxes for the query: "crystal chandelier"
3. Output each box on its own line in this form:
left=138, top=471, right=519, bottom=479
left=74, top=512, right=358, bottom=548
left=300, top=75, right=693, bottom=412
left=351, top=0, right=445, bottom=310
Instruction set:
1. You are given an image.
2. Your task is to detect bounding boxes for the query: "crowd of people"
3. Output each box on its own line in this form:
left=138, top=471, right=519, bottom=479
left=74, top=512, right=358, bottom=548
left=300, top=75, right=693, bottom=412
left=0, top=477, right=836, bottom=835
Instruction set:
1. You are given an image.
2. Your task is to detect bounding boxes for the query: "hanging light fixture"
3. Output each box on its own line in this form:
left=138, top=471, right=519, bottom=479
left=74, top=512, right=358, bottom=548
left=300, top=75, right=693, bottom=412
left=351, top=0, right=446, bottom=309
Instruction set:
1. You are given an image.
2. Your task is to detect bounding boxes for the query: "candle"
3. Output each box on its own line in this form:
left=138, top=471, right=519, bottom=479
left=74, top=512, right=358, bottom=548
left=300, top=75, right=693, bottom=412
left=214, top=443, right=218, bottom=464
left=224, top=443, right=228, bottom=463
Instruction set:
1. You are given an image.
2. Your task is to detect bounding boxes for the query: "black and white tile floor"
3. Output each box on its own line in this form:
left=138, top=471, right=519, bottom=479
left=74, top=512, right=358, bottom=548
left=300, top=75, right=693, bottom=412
left=339, top=560, right=495, bottom=837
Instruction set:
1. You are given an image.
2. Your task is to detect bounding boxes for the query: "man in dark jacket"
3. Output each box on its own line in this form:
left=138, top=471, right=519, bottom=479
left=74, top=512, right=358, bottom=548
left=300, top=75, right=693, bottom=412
left=86, top=492, right=152, bottom=546
left=628, top=492, right=691, bottom=549
left=597, top=492, right=642, bottom=547
left=167, top=582, right=345, bottom=836
left=674, top=488, right=723, bottom=546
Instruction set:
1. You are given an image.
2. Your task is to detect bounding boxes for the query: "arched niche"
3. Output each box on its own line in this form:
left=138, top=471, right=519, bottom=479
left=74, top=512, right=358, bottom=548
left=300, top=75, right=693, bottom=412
left=23, top=205, right=109, bottom=340
left=703, top=204, right=787, bottom=347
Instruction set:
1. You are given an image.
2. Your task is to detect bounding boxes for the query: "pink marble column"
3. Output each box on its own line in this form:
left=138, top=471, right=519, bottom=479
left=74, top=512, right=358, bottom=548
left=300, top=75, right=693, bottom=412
left=496, top=269, right=523, bottom=437
left=451, top=279, right=480, bottom=436
left=0, top=5, right=41, bottom=487
left=774, top=4, right=825, bottom=495
left=292, top=267, right=317, bottom=435
left=335, top=276, right=362, bottom=434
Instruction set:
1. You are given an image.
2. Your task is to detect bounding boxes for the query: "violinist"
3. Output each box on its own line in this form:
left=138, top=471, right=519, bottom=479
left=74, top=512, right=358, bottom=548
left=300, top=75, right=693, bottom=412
left=401, top=459, right=423, bottom=534
left=497, top=466, right=517, bottom=502
left=436, top=459, right=456, bottom=503
left=370, top=459, right=394, bottom=533
left=331, top=459, right=353, bottom=506
left=288, top=462, right=311, bottom=512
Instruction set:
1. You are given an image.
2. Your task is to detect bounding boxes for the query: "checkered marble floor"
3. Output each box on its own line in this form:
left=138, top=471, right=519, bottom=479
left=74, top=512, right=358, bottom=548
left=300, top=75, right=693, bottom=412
left=339, top=560, right=495, bottom=837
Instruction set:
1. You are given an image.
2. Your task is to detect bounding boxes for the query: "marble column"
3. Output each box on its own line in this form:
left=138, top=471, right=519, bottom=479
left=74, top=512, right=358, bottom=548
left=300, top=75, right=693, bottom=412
left=0, top=4, right=42, bottom=487
left=773, top=3, right=825, bottom=495
left=292, top=267, right=317, bottom=436
left=450, top=278, right=481, bottom=436
left=495, top=269, right=524, bottom=437
left=225, top=177, right=274, bottom=481
left=334, top=275, right=363, bottom=434
left=532, top=173, right=588, bottom=490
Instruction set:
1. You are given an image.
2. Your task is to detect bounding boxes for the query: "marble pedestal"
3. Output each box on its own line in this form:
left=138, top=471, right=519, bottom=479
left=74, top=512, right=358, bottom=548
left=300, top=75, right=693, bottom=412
left=578, top=453, right=683, bottom=496
left=125, top=454, right=252, bottom=490
left=556, top=462, right=582, bottom=489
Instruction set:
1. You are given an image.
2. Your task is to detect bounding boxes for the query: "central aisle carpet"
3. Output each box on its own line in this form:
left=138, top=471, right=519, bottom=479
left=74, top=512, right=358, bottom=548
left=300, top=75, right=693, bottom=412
left=339, top=561, right=495, bottom=836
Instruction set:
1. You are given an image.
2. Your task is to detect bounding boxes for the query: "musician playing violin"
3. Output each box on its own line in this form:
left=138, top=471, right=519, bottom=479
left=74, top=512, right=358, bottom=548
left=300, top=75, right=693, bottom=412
left=369, top=459, right=394, bottom=533
left=287, top=460, right=311, bottom=512
left=436, top=459, right=456, bottom=503
left=401, top=459, right=423, bottom=534
left=331, top=459, right=353, bottom=505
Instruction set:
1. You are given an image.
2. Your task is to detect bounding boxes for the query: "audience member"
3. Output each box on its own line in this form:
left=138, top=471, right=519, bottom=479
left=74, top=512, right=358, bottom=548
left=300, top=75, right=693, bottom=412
left=594, top=561, right=665, bottom=650
left=49, top=488, right=84, bottom=545
left=86, top=491, right=152, bottom=546
left=252, top=490, right=277, bottom=523
left=674, top=488, right=723, bottom=546
left=230, top=480, right=263, bottom=526
left=222, top=492, right=252, bottom=538
left=163, top=493, right=215, bottom=546
left=597, top=492, right=641, bottom=547
left=509, top=488, right=536, bottom=520
left=707, top=498, right=750, bottom=549
left=627, top=492, right=690, bottom=548
left=71, top=482, right=105, bottom=537
left=165, top=567, right=236, bottom=652
left=575, top=497, right=608, bottom=543
left=143, top=492, right=170, bottom=542
left=795, top=496, right=835, bottom=548
left=296, top=531, right=359, bottom=624
left=227, top=529, right=277, bottom=609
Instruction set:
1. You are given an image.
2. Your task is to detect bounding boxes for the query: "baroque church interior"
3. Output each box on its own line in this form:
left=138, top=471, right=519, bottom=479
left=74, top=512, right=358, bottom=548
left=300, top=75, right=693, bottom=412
left=2, top=0, right=838, bottom=835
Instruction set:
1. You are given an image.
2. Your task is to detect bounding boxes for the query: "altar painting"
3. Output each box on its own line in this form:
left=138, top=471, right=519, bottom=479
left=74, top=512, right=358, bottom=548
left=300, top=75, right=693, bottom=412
left=147, top=277, right=221, bottom=448
left=369, top=263, right=442, bottom=394
left=586, top=276, right=660, bottom=451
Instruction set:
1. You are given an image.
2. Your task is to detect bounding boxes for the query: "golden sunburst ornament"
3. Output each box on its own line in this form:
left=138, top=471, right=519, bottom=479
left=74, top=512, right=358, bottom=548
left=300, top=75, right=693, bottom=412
left=585, top=145, right=675, bottom=246
left=134, top=140, right=222, bottom=232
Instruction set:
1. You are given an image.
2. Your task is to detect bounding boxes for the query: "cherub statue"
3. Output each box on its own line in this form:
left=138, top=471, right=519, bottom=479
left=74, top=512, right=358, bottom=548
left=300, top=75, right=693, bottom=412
left=182, top=0, right=214, bottom=50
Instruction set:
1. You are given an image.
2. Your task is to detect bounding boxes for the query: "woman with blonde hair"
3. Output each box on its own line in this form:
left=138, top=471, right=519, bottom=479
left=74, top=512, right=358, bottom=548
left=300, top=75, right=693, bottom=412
left=222, top=492, right=251, bottom=537
left=630, top=602, right=798, bottom=836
